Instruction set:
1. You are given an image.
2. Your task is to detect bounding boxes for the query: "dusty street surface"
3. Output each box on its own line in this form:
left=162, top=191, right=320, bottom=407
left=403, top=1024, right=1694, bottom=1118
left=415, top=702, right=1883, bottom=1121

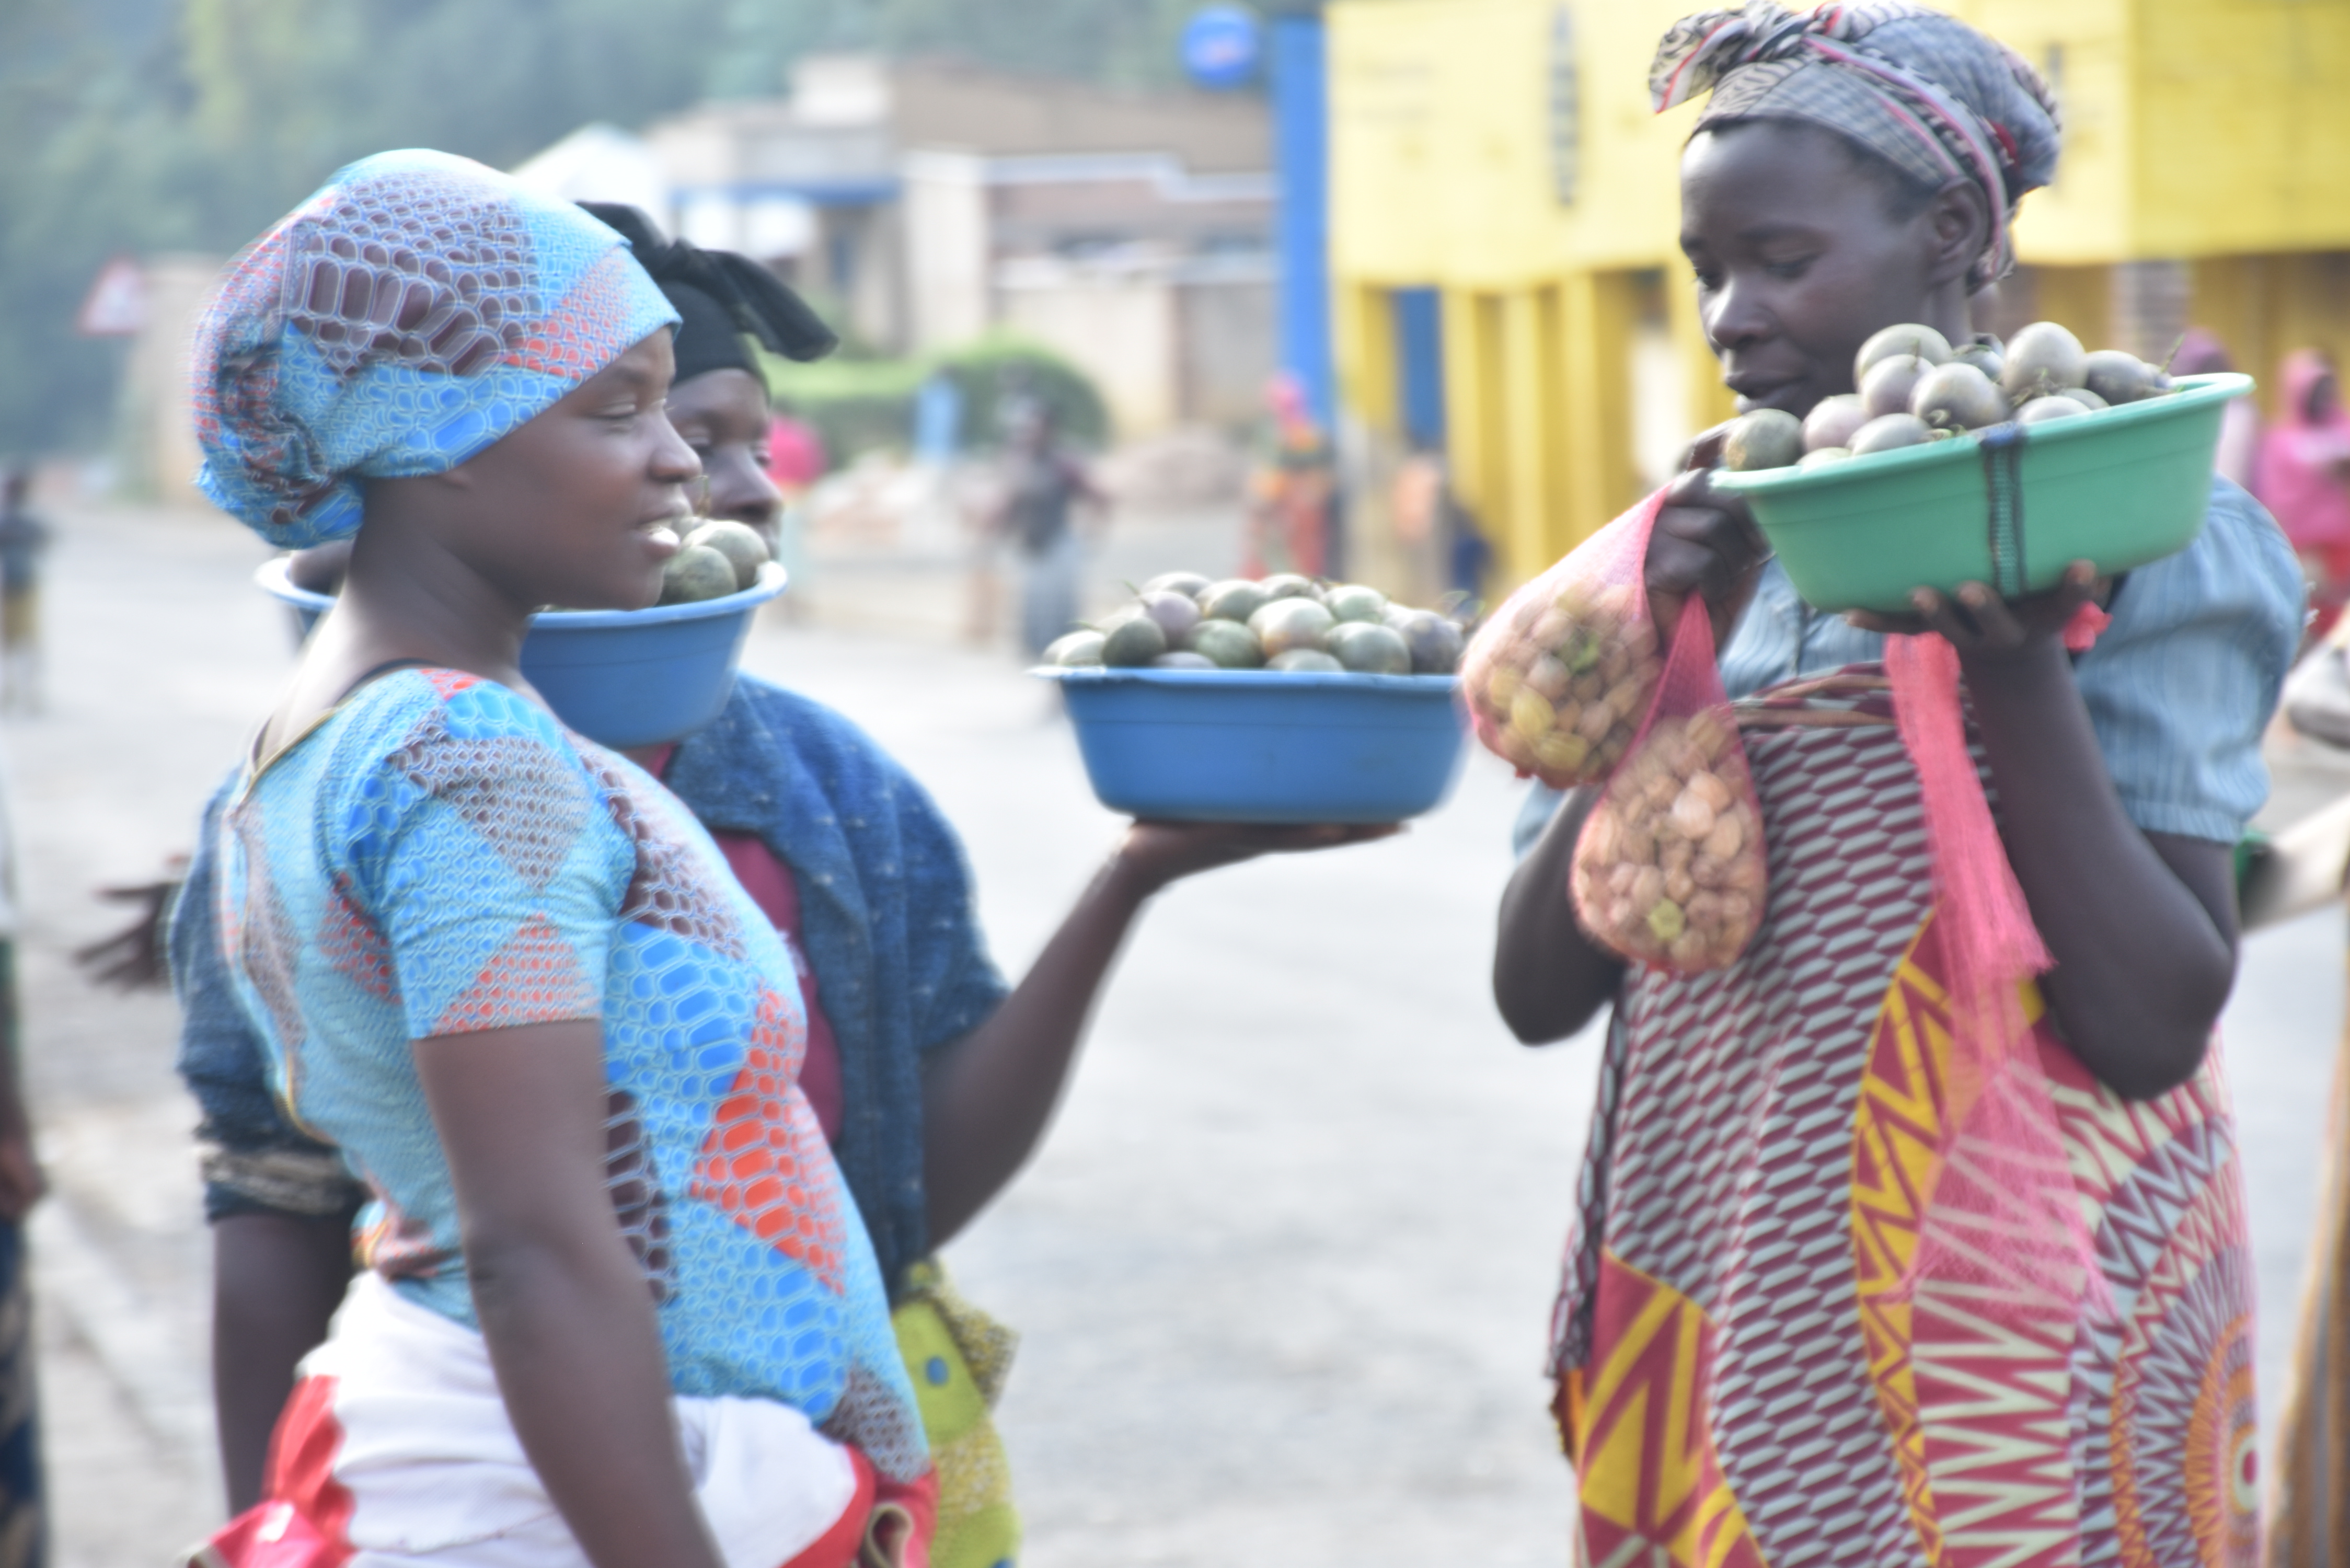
left=7, top=500, right=2342, bottom=1565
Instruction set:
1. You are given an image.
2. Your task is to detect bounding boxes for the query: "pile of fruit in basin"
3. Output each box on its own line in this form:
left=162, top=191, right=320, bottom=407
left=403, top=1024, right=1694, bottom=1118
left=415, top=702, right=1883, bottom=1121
left=1041, top=571, right=1465, bottom=676
left=650, top=519, right=772, bottom=604
left=1721, top=320, right=2184, bottom=473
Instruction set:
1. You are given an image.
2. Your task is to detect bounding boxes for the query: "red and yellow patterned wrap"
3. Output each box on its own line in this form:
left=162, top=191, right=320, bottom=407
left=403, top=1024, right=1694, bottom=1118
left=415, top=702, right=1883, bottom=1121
left=1551, top=668, right=2258, bottom=1566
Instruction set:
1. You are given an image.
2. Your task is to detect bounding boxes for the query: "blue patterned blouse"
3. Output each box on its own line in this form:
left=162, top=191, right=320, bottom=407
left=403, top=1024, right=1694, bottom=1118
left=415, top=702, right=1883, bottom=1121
left=217, top=668, right=925, bottom=1479
left=176, top=676, right=1011, bottom=1298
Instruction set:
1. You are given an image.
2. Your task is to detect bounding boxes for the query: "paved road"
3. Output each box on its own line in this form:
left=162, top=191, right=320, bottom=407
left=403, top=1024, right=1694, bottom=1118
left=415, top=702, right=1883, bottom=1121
left=10, top=502, right=2342, bottom=1565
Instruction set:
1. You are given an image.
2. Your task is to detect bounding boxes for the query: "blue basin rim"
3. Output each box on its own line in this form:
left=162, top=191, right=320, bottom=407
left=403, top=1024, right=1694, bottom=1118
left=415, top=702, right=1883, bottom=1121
left=255, top=557, right=790, bottom=625
left=1034, top=667, right=1458, bottom=693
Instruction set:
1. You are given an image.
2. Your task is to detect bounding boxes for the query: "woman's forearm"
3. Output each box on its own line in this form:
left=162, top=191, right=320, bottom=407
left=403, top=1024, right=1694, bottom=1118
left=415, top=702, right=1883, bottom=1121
left=1493, top=789, right=1627, bottom=1044
left=921, top=856, right=1154, bottom=1247
left=1965, top=639, right=2236, bottom=1098
left=466, top=1228, right=724, bottom=1568
left=213, top=1212, right=354, bottom=1512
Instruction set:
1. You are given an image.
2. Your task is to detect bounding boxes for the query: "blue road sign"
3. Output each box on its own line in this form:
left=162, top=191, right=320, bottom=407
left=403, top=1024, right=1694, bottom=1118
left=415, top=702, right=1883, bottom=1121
left=1182, top=6, right=1262, bottom=90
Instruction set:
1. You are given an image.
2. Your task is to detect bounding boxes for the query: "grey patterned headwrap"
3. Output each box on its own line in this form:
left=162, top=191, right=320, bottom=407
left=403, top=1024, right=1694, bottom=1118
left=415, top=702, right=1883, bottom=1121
left=1651, top=3, right=2061, bottom=287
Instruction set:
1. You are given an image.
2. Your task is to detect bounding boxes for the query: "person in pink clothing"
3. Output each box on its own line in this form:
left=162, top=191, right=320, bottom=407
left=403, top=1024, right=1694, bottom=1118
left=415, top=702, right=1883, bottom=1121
left=2256, top=348, right=2350, bottom=636
left=763, top=411, right=826, bottom=621
left=2172, top=329, right=2260, bottom=488
left=766, top=411, right=827, bottom=497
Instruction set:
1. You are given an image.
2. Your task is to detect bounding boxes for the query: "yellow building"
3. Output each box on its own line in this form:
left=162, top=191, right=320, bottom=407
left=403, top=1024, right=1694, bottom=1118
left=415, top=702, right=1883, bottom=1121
left=1329, top=0, right=2350, bottom=588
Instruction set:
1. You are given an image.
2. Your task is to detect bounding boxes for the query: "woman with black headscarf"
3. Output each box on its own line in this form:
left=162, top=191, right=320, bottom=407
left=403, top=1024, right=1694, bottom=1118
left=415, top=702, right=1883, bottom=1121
left=1492, top=5, right=2299, bottom=1555
left=173, top=203, right=1386, bottom=1567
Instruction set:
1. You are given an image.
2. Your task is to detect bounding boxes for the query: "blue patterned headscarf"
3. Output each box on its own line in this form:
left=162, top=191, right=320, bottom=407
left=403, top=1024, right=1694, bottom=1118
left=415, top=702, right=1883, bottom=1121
left=191, top=149, right=679, bottom=546
left=1652, top=4, right=2061, bottom=288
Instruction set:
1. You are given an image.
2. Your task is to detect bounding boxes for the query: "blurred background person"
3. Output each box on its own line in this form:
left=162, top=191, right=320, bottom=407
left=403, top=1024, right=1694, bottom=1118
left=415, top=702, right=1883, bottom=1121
left=0, top=471, right=49, bottom=715
left=1388, top=445, right=1490, bottom=613
left=763, top=402, right=826, bottom=625
left=1387, top=446, right=1445, bottom=607
left=2173, top=329, right=2261, bottom=489
left=994, top=399, right=1102, bottom=661
left=0, top=758, right=43, bottom=1568
left=1243, top=373, right=1334, bottom=581
left=2256, top=350, right=2350, bottom=640
left=2264, top=882, right=2350, bottom=1559
left=2270, top=558, right=2350, bottom=1563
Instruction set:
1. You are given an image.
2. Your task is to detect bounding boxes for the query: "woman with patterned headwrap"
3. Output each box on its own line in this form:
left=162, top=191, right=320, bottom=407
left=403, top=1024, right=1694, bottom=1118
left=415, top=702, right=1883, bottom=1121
left=1491, top=6, right=2301, bottom=1558
left=181, top=149, right=937, bottom=1568
left=172, top=188, right=1388, bottom=1568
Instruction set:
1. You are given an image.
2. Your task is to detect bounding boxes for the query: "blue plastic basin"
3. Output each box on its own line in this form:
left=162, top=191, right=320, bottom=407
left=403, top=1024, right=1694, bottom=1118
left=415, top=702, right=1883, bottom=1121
left=1038, top=666, right=1467, bottom=823
left=255, top=558, right=788, bottom=750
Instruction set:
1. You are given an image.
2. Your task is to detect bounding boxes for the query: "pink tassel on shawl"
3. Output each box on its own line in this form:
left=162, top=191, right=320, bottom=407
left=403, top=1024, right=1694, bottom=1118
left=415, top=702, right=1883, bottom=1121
left=1886, top=633, right=2052, bottom=996
left=1884, top=631, right=2110, bottom=1320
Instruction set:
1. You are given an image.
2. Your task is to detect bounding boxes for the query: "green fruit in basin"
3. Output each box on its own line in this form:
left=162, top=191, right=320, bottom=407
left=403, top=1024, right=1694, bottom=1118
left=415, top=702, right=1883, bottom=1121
left=2082, top=352, right=2161, bottom=403
left=1324, top=583, right=1389, bottom=622
left=1258, top=573, right=1318, bottom=602
left=1249, top=596, right=1336, bottom=657
left=1267, top=648, right=1344, bottom=673
left=1143, top=570, right=1213, bottom=599
left=1045, top=630, right=1105, bottom=666
left=1200, top=579, right=1272, bottom=624
left=683, top=519, right=770, bottom=590
left=1099, top=612, right=1169, bottom=667
left=2016, top=395, right=2087, bottom=425
left=1151, top=650, right=1216, bottom=669
left=660, top=544, right=740, bottom=605
left=1910, top=361, right=2011, bottom=431
left=1392, top=609, right=1464, bottom=674
left=1850, top=413, right=1932, bottom=455
left=1861, top=354, right=1934, bottom=420
left=1950, top=340, right=2005, bottom=381
left=1138, top=589, right=1202, bottom=641
left=1723, top=409, right=1803, bottom=471
left=1325, top=620, right=1412, bottom=674
left=2000, top=321, right=2088, bottom=403
left=1802, top=395, right=1868, bottom=453
left=1185, top=618, right=1265, bottom=668
left=1853, top=322, right=1951, bottom=385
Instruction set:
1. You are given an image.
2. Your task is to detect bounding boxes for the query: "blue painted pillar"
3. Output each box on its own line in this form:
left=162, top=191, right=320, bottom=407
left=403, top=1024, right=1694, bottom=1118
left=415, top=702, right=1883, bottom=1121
left=1270, top=5, right=1332, bottom=429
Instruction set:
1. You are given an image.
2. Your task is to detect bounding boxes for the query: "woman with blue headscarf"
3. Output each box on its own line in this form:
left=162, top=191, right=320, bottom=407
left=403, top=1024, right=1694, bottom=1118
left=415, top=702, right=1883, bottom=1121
left=185, top=151, right=934, bottom=1568
left=1490, top=6, right=2300, bottom=1557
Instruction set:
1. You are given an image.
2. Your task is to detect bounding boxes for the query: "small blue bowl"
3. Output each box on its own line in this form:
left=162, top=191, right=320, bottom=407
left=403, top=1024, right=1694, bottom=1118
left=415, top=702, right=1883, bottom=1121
left=255, top=558, right=788, bottom=750
left=1038, top=666, right=1466, bottom=823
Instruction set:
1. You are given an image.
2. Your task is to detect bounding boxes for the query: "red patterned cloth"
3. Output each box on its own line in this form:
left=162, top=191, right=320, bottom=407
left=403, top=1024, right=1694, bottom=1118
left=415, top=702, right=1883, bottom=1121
left=1552, top=668, right=2259, bottom=1564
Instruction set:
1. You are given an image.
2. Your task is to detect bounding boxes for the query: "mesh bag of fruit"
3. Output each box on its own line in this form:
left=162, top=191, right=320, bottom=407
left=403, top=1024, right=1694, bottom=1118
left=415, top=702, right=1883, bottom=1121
left=1568, top=599, right=1766, bottom=974
left=1458, top=490, right=1668, bottom=788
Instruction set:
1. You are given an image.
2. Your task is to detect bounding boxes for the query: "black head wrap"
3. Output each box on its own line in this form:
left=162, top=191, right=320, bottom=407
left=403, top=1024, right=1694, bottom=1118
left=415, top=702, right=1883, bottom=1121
left=580, top=202, right=838, bottom=383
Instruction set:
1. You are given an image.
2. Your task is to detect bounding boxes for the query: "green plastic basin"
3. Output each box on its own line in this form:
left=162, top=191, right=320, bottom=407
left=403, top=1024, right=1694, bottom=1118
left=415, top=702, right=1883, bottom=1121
left=1710, top=372, right=2252, bottom=614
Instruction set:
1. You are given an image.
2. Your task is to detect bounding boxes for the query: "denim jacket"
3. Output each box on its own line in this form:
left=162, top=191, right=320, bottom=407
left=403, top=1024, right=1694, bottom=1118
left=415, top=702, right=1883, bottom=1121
left=171, top=674, right=1010, bottom=1297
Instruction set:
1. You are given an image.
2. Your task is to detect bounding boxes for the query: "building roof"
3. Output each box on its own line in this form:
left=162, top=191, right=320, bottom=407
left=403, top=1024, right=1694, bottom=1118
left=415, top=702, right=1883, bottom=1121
left=643, top=53, right=1271, bottom=206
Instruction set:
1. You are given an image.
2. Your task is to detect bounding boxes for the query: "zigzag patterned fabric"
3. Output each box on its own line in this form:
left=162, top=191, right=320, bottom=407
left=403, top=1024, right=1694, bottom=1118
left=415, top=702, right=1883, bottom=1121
left=191, top=149, right=678, bottom=546
left=1550, top=668, right=2257, bottom=1563
left=217, top=671, right=926, bottom=1482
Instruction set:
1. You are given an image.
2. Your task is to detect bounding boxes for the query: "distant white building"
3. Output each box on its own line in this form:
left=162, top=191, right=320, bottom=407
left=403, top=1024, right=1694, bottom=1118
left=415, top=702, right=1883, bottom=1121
left=514, top=55, right=1279, bottom=435
left=511, top=123, right=672, bottom=218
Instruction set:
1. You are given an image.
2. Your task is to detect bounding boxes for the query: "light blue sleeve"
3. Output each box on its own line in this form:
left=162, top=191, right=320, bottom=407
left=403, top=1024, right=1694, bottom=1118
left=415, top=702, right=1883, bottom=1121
left=343, top=681, right=631, bottom=1039
left=2071, top=477, right=2305, bottom=843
